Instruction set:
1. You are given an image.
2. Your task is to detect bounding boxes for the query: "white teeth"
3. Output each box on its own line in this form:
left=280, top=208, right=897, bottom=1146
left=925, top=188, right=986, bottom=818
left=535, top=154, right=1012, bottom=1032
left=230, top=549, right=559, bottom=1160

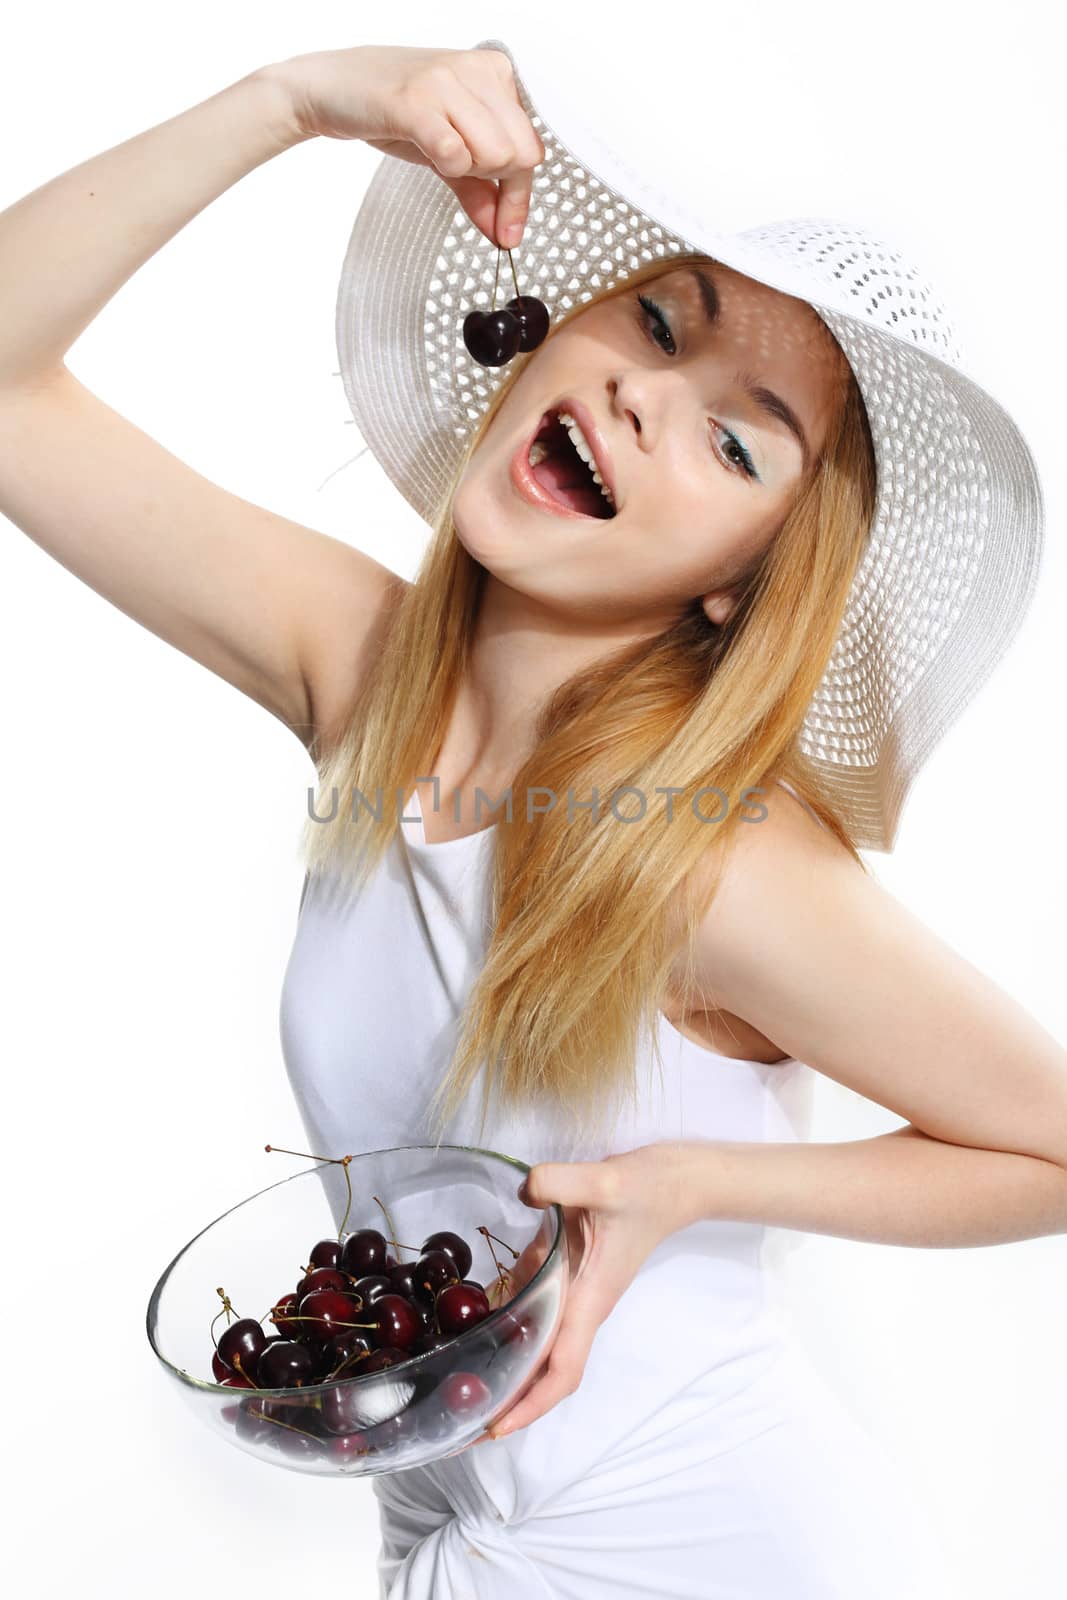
left=528, top=410, right=616, bottom=509
left=558, top=411, right=616, bottom=508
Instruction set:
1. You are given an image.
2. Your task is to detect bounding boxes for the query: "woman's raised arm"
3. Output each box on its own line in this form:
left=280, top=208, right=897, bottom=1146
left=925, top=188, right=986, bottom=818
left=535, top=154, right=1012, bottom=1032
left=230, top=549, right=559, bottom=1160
left=0, top=64, right=404, bottom=747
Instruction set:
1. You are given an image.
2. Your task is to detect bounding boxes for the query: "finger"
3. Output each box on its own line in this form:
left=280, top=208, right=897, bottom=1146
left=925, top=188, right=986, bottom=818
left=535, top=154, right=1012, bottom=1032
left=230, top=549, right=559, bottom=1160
left=524, top=1160, right=622, bottom=1211
left=489, top=1281, right=602, bottom=1436
left=467, top=47, right=546, bottom=173
left=494, top=172, right=534, bottom=248
left=488, top=1351, right=583, bottom=1437
left=460, top=64, right=544, bottom=247
left=367, top=136, right=502, bottom=245
left=430, top=77, right=523, bottom=178
left=439, top=173, right=506, bottom=245
left=398, top=102, right=479, bottom=179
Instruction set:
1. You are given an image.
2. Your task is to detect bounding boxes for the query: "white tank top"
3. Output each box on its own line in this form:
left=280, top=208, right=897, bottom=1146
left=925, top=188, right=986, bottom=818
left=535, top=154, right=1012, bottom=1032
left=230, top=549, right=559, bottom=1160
left=278, top=780, right=818, bottom=1501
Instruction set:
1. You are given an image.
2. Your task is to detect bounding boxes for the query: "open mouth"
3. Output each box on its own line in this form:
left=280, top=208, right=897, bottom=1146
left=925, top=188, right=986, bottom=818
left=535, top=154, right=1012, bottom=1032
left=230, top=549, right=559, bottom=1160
left=525, top=410, right=617, bottom=520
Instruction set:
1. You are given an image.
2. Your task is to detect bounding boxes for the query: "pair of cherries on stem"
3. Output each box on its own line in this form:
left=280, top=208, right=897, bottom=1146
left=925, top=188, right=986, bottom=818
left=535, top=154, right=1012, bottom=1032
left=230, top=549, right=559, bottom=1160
left=462, top=244, right=550, bottom=368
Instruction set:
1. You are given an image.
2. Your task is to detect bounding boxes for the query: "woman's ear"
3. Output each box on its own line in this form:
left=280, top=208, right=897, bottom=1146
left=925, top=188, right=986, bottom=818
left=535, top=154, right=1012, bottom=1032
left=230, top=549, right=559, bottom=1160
left=701, top=589, right=737, bottom=627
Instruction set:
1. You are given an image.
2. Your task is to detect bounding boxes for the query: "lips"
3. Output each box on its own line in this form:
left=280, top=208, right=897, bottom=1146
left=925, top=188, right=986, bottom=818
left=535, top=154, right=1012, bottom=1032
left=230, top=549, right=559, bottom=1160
left=511, top=421, right=605, bottom=522
left=510, top=399, right=618, bottom=522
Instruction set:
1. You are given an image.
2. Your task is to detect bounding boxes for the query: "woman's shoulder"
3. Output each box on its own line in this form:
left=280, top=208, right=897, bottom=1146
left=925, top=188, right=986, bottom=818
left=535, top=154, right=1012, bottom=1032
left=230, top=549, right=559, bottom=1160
left=744, top=777, right=859, bottom=866
left=668, top=778, right=865, bottom=1025
left=713, top=774, right=863, bottom=876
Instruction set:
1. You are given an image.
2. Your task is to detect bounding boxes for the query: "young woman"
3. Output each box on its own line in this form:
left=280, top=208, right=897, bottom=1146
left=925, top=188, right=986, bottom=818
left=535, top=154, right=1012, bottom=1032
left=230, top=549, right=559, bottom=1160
left=1, top=36, right=1062, bottom=1600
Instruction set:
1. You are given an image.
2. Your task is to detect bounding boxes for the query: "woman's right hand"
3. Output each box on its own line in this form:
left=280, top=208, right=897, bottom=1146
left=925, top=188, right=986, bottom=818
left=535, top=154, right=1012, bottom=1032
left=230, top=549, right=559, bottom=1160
left=263, top=45, right=546, bottom=248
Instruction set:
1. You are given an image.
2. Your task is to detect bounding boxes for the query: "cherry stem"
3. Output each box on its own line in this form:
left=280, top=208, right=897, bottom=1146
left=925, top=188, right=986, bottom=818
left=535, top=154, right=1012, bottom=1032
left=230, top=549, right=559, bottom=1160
left=231, top=1351, right=261, bottom=1390
left=478, top=1225, right=517, bottom=1293
left=338, top=1157, right=354, bottom=1238
left=265, top=1143, right=355, bottom=1238
left=266, top=1142, right=352, bottom=1164
left=210, top=1287, right=241, bottom=1350
left=506, top=247, right=521, bottom=300
left=372, top=1194, right=402, bottom=1259
left=251, top=1406, right=330, bottom=1446
left=478, top=1234, right=512, bottom=1296
left=491, top=246, right=501, bottom=313
left=281, top=1313, right=372, bottom=1333
left=326, top=1350, right=373, bottom=1381
left=479, top=1226, right=520, bottom=1261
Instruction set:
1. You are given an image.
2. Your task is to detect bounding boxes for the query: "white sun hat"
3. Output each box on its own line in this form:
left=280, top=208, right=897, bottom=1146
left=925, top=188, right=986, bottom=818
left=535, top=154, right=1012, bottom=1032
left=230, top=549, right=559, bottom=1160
left=334, top=35, right=1046, bottom=854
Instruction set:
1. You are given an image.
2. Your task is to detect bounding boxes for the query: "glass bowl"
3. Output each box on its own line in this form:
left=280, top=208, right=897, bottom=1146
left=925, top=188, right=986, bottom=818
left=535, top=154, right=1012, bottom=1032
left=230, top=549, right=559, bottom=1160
left=146, top=1144, right=567, bottom=1477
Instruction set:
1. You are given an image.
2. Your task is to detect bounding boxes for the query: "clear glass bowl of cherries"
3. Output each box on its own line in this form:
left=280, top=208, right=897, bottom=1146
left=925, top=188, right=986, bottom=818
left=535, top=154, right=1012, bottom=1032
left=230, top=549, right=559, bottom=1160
left=146, top=1143, right=567, bottom=1477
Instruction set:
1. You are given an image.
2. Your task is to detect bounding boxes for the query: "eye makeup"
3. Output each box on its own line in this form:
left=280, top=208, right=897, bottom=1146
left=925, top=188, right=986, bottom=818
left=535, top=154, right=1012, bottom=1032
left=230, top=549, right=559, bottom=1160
left=633, top=292, right=762, bottom=483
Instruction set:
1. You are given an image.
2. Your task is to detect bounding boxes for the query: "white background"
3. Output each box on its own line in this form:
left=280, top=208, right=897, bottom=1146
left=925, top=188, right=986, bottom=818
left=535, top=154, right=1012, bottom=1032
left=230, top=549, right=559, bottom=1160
left=1, top=2, right=1064, bottom=1595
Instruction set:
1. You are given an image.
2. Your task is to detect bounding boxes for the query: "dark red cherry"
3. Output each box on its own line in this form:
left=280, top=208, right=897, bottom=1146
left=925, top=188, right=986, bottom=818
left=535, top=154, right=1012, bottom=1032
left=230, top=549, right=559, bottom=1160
left=351, top=1273, right=392, bottom=1308
left=463, top=307, right=521, bottom=367
left=366, top=1413, right=404, bottom=1450
left=274, top=1427, right=327, bottom=1460
left=323, top=1329, right=375, bottom=1376
left=296, top=1266, right=348, bottom=1301
left=387, top=1260, right=422, bottom=1300
left=416, top=1249, right=461, bottom=1300
left=269, top=1293, right=302, bottom=1340
left=309, top=1238, right=342, bottom=1270
left=414, top=1332, right=454, bottom=1356
left=296, top=1288, right=361, bottom=1342
left=372, top=1294, right=422, bottom=1352
left=360, top=1347, right=406, bottom=1374
left=499, top=1309, right=538, bottom=1350
left=211, top=1349, right=229, bottom=1382
left=306, top=1341, right=343, bottom=1382
left=256, top=1395, right=313, bottom=1427
left=340, top=1229, right=388, bottom=1277
left=257, top=1339, right=317, bottom=1389
left=217, top=1318, right=267, bottom=1379
left=418, top=1401, right=460, bottom=1442
left=436, top=1282, right=491, bottom=1337
left=328, top=1430, right=373, bottom=1462
left=504, top=294, right=550, bottom=351
left=421, top=1230, right=473, bottom=1279
left=234, top=1402, right=278, bottom=1446
left=439, top=1371, right=492, bottom=1415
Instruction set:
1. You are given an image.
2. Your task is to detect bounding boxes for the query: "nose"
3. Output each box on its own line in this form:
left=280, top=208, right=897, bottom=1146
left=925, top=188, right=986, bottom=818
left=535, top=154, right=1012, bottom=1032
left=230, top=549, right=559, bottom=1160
left=609, top=374, right=644, bottom=441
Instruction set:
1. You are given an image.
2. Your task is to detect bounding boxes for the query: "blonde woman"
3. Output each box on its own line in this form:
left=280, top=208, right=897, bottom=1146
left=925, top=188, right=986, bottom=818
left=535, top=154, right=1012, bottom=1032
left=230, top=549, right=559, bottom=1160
left=1, top=36, right=1062, bottom=1600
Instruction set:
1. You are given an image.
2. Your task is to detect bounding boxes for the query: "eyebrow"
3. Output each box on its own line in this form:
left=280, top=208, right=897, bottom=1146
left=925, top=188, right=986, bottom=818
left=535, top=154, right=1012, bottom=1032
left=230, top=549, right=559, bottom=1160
left=680, top=266, right=813, bottom=472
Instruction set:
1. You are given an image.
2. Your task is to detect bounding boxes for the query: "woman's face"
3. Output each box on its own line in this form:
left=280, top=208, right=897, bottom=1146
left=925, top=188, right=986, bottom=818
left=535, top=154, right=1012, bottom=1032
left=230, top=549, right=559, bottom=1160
left=451, top=261, right=846, bottom=629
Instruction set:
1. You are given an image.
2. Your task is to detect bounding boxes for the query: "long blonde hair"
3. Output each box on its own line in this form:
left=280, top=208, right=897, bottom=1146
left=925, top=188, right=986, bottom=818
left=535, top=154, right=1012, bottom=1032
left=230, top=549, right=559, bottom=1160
left=299, top=252, right=877, bottom=1149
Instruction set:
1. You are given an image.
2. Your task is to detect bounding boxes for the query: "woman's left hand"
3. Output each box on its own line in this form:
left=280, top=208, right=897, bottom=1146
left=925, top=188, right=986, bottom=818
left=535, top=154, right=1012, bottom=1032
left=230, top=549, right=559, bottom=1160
left=470, top=1141, right=700, bottom=1443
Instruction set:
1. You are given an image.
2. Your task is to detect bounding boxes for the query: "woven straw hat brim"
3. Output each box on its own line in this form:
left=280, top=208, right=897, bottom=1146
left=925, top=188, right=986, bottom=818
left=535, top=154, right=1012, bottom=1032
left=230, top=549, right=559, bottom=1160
left=335, top=36, right=1046, bottom=853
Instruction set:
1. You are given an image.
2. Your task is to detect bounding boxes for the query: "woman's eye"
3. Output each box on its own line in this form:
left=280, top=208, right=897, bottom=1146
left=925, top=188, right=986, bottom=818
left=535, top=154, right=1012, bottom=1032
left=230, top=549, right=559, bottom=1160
left=633, top=294, right=759, bottom=482
left=636, top=293, right=676, bottom=354
left=711, top=423, right=758, bottom=480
